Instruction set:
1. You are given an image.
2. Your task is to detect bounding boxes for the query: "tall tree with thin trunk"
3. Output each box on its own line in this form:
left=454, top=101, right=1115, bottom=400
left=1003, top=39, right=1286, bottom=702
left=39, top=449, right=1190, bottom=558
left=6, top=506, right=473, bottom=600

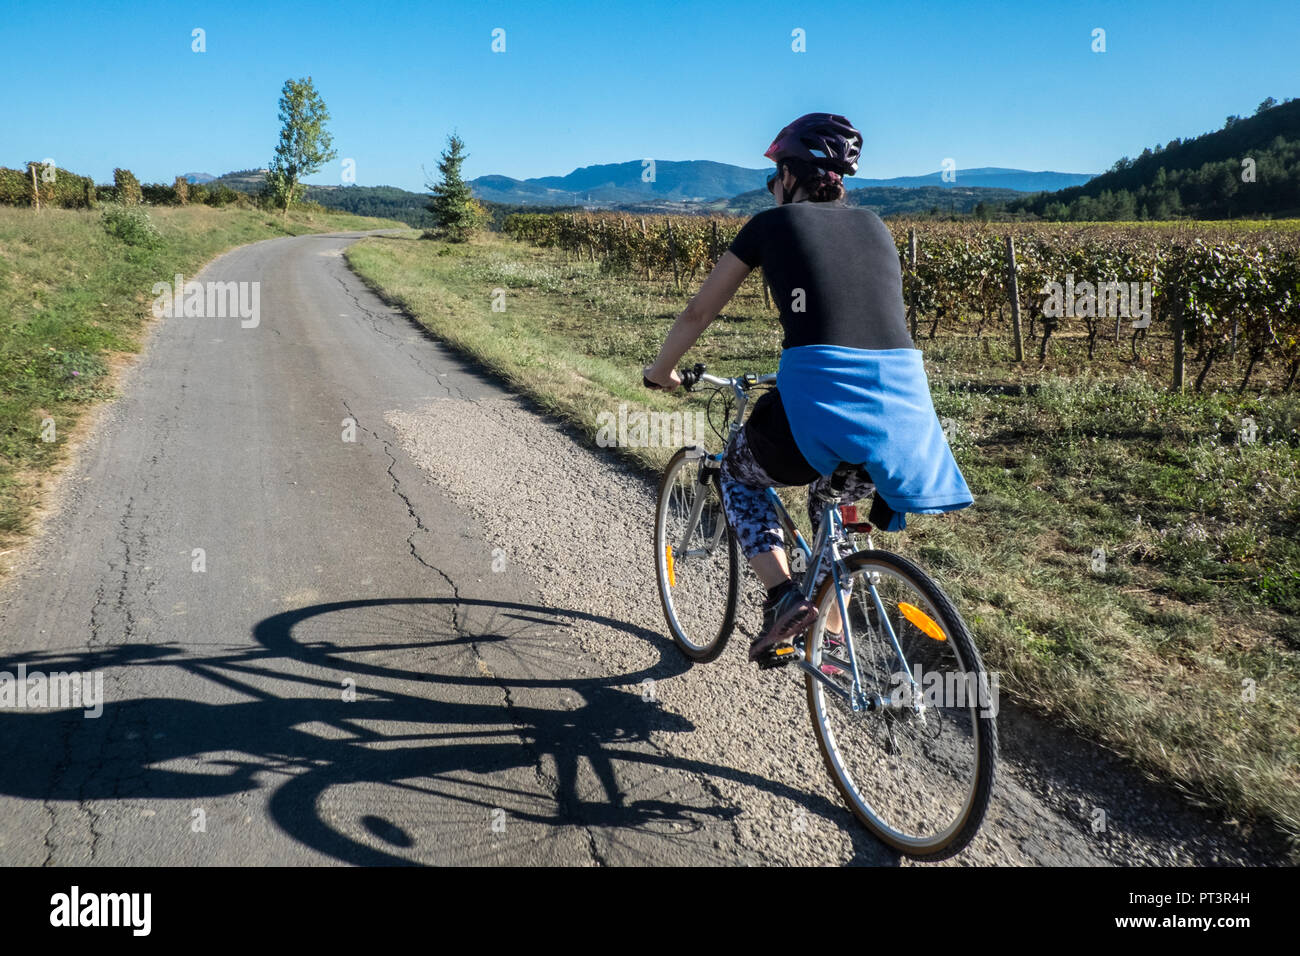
left=265, top=77, right=337, bottom=218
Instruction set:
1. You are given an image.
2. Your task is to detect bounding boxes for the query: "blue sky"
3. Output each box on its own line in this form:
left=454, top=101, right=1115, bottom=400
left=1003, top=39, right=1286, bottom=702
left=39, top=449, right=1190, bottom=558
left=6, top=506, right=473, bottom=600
left=1, top=0, right=1295, bottom=191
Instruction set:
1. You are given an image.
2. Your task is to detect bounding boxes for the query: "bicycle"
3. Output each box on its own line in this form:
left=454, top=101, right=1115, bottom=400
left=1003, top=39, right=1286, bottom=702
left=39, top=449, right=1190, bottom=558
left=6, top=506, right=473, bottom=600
left=652, top=362, right=997, bottom=860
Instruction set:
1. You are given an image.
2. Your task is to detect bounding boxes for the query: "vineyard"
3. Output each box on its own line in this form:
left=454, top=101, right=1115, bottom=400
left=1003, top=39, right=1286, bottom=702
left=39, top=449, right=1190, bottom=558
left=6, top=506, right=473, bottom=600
left=503, top=211, right=1300, bottom=394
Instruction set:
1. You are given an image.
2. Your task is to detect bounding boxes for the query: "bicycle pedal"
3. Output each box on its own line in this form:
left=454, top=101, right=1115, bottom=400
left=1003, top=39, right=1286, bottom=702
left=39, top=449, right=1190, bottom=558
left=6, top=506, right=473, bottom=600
left=756, top=644, right=801, bottom=670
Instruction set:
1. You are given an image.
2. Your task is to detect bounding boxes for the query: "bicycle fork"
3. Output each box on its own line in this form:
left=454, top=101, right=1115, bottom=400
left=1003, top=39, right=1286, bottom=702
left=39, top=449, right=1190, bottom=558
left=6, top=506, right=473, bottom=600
left=673, top=448, right=726, bottom=556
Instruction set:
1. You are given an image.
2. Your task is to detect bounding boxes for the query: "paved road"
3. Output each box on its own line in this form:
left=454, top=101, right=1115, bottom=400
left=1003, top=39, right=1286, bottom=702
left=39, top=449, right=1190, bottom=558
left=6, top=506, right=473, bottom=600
left=0, top=232, right=1283, bottom=865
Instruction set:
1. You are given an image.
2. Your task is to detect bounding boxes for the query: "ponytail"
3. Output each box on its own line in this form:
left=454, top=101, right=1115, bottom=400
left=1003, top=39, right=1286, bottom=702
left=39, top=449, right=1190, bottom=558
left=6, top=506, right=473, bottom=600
left=780, top=157, right=847, bottom=203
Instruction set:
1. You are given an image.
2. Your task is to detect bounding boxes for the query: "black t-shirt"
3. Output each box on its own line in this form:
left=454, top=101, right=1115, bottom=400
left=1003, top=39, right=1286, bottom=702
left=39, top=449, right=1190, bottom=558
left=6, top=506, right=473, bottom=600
left=727, top=202, right=914, bottom=351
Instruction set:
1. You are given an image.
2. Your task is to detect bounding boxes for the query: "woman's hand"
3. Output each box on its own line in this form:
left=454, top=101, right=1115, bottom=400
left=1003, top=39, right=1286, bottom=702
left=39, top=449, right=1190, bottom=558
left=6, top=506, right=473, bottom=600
left=642, top=364, right=682, bottom=391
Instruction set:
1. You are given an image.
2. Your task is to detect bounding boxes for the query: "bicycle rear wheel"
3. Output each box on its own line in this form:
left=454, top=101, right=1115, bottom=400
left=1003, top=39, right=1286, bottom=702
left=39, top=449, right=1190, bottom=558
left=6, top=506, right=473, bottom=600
left=805, top=550, right=997, bottom=860
left=654, top=446, right=739, bottom=662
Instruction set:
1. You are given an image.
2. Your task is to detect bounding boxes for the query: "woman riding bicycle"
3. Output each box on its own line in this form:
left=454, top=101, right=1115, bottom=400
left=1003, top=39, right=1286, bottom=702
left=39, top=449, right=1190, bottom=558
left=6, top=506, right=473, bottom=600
left=643, top=112, right=973, bottom=665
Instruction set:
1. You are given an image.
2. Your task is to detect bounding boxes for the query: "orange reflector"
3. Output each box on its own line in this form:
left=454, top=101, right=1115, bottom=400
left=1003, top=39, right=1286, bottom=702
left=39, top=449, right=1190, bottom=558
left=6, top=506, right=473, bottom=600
left=899, top=602, right=947, bottom=642
left=665, top=545, right=676, bottom=587
left=774, top=646, right=795, bottom=656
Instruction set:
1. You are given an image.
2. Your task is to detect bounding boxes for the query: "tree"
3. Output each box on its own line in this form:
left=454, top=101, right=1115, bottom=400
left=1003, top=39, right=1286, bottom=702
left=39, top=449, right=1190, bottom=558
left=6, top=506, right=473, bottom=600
left=1257, top=97, right=1278, bottom=115
left=1112, top=190, right=1138, bottom=221
left=424, top=133, right=484, bottom=242
left=265, top=77, right=337, bottom=218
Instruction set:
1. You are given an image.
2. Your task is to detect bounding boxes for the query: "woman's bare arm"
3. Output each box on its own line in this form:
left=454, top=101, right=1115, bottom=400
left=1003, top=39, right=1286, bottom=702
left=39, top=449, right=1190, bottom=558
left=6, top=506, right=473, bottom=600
left=642, top=251, right=753, bottom=389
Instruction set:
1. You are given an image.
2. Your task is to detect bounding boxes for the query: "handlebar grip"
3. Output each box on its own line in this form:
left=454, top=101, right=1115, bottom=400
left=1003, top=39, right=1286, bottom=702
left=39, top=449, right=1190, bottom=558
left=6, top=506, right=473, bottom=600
left=678, top=365, right=702, bottom=391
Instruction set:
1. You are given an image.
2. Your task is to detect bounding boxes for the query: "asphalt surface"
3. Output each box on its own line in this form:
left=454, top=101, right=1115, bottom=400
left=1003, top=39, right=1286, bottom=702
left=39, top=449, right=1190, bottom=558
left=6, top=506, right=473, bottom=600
left=0, top=231, right=1286, bottom=865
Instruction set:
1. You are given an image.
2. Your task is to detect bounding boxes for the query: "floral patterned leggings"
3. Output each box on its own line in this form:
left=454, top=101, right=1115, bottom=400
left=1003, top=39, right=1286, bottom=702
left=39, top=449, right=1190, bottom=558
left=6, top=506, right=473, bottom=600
left=719, top=426, right=876, bottom=587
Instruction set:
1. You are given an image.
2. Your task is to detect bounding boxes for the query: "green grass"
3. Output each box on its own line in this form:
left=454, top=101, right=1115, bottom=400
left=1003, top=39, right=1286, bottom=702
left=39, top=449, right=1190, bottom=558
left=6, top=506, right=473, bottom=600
left=347, top=230, right=1300, bottom=844
left=0, top=203, right=400, bottom=550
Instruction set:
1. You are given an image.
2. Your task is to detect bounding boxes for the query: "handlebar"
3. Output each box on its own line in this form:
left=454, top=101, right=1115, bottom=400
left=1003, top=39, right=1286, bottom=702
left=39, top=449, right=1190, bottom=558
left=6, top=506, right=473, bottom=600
left=644, top=362, right=774, bottom=393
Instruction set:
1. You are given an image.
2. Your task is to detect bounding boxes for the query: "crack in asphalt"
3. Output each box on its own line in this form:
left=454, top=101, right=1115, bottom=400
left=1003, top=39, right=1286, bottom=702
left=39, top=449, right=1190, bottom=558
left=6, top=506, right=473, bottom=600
left=329, top=256, right=505, bottom=406
left=329, top=268, right=466, bottom=401
left=42, top=490, right=142, bottom=864
left=50, top=403, right=173, bottom=863
left=339, top=397, right=607, bottom=866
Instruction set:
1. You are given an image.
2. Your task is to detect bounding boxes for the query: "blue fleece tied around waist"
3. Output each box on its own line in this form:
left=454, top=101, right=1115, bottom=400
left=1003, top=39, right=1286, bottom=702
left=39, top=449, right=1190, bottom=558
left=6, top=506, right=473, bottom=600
left=777, top=345, right=973, bottom=531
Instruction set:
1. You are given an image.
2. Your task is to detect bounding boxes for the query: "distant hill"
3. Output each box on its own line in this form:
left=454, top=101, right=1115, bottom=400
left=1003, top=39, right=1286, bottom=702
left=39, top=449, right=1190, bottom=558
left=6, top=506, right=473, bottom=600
left=851, top=167, right=1092, bottom=192
left=302, top=184, right=435, bottom=228
left=203, top=169, right=268, bottom=192
left=196, top=172, right=436, bottom=227
left=1005, top=96, right=1300, bottom=219
left=471, top=161, right=767, bottom=205
left=199, top=178, right=568, bottom=230
left=720, top=184, right=1025, bottom=218
left=469, top=160, right=1093, bottom=207
left=181, top=172, right=216, bottom=184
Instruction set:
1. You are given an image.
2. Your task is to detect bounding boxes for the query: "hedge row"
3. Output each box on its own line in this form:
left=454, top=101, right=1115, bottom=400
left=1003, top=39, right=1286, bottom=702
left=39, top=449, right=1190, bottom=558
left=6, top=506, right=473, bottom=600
left=0, top=163, right=257, bottom=210
left=0, top=162, right=97, bottom=208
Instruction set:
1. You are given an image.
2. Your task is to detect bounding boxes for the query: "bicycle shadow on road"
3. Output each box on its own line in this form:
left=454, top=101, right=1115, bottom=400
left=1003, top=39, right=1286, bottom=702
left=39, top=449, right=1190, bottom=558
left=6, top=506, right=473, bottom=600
left=0, top=597, right=899, bottom=866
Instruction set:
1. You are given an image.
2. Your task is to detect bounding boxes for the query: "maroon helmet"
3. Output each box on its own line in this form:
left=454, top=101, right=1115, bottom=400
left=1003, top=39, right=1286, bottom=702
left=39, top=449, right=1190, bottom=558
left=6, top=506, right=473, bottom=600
left=764, top=112, right=862, bottom=177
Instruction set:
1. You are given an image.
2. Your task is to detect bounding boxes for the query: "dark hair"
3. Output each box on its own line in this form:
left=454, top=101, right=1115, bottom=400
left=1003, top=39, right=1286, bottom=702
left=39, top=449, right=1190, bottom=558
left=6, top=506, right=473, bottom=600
left=779, top=157, right=846, bottom=203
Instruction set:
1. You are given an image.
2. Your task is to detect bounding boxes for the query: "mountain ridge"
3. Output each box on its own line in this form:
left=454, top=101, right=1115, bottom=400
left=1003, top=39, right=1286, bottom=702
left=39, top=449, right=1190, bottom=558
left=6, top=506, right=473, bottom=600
left=468, top=160, right=1094, bottom=206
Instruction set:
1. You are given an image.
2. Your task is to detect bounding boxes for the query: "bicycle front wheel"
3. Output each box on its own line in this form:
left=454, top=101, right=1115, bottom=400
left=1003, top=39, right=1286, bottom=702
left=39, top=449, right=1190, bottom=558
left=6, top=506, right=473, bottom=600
left=805, top=550, right=997, bottom=860
left=654, top=446, right=739, bottom=662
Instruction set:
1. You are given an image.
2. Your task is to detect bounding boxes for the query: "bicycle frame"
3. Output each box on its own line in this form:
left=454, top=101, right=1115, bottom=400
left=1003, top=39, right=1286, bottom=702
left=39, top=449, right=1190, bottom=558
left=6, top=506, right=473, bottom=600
left=681, top=371, right=921, bottom=715
left=785, top=493, right=921, bottom=714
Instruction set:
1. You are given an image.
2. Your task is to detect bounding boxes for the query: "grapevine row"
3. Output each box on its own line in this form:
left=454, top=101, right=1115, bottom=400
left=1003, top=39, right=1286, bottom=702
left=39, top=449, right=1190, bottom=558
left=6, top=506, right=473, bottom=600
left=502, top=211, right=1300, bottom=392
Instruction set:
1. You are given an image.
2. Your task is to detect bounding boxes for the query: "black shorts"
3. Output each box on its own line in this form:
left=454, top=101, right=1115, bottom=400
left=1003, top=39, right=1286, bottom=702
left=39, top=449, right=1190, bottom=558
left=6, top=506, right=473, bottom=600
left=742, top=388, right=901, bottom=530
left=743, top=389, right=821, bottom=486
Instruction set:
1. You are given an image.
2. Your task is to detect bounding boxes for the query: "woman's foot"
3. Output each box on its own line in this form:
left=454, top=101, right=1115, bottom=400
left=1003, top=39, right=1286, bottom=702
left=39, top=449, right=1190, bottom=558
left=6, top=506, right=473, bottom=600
left=820, top=629, right=846, bottom=676
left=750, top=583, right=818, bottom=663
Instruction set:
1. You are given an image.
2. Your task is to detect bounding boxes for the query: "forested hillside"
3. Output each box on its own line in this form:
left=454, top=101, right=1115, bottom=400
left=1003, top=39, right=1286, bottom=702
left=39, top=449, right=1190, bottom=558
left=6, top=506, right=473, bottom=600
left=1006, top=97, right=1300, bottom=220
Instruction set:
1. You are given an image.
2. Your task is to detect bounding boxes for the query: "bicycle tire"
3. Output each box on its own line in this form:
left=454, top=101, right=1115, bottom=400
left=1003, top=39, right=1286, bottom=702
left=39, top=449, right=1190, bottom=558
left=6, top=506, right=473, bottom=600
left=805, top=549, right=998, bottom=860
left=654, top=446, right=740, bottom=663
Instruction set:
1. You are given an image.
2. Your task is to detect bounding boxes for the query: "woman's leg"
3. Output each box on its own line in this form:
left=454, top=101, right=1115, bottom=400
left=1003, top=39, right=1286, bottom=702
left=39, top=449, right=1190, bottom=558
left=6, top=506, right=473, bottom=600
left=720, top=428, right=818, bottom=658
left=719, top=427, right=788, bottom=579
